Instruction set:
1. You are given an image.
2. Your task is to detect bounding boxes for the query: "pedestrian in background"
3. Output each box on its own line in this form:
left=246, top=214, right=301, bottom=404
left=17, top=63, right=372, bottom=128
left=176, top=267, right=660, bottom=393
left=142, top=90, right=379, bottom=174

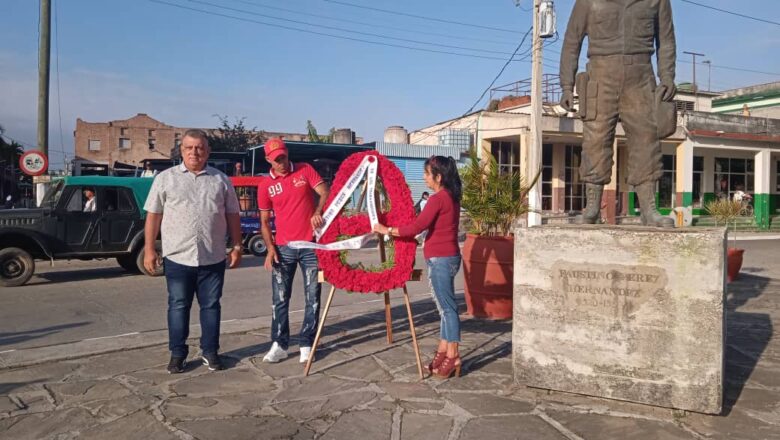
left=141, top=161, right=157, bottom=178
left=83, top=188, right=97, bottom=212
left=415, top=191, right=430, bottom=214
left=374, top=156, right=463, bottom=379
left=143, top=129, right=243, bottom=374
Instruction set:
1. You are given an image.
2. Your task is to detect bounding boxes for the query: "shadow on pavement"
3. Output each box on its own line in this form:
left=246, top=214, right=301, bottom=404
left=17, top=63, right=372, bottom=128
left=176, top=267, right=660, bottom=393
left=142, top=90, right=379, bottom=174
left=220, top=294, right=507, bottom=375
left=0, top=321, right=90, bottom=347
left=33, top=266, right=140, bottom=285
left=0, top=380, right=46, bottom=395
left=723, top=273, right=773, bottom=416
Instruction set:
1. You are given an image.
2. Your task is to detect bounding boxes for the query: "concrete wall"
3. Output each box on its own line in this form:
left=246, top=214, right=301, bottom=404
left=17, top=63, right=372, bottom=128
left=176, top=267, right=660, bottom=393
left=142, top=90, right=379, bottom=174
left=513, top=225, right=726, bottom=414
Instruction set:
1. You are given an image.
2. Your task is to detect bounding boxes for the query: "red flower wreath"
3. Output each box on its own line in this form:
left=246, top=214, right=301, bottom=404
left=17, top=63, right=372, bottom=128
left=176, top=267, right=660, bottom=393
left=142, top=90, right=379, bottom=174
left=317, top=151, right=417, bottom=293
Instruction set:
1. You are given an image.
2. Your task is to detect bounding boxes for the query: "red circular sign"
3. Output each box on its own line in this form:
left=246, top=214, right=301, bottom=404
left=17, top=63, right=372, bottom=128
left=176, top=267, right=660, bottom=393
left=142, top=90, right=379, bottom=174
left=19, top=151, right=49, bottom=176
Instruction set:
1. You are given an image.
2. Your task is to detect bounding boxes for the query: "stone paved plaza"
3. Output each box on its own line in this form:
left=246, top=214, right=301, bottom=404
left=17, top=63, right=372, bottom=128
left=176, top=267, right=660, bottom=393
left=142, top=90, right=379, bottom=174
left=1, top=246, right=779, bottom=439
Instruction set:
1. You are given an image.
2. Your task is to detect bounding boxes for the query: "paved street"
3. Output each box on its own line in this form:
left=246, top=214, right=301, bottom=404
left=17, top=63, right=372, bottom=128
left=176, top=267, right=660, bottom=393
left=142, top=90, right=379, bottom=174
left=0, top=248, right=457, bottom=352
left=0, top=238, right=778, bottom=439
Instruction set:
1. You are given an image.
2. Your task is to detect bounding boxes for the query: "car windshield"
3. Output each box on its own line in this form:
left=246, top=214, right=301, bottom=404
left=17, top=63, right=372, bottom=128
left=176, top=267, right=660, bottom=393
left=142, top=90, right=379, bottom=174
left=40, top=180, right=65, bottom=207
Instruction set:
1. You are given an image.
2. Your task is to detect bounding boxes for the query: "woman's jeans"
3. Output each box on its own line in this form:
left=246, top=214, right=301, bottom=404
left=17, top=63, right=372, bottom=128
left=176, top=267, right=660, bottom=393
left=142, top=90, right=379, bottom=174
left=164, top=258, right=226, bottom=358
left=271, top=246, right=321, bottom=350
left=426, top=255, right=462, bottom=343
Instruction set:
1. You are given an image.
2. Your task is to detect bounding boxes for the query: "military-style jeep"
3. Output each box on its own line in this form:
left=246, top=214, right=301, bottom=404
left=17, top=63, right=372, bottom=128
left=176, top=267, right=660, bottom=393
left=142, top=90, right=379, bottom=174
left=0, top=176, right=163, bottom=287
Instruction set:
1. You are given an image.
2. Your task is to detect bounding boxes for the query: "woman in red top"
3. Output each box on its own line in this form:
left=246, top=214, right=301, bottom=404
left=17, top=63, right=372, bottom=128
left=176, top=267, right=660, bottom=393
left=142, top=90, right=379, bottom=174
left=374, top=156, right=463, bottom=378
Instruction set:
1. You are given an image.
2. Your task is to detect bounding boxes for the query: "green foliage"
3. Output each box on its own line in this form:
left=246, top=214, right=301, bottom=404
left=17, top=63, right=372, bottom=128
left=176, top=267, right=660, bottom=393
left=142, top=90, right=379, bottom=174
left=207, top=115, right=260, bottom=152
left=0, top=125, right=24, bottom=164
left=337, top=234, right=396, bottom=273
left=306, top=120, right=335, bottom=143
left=460, top=148, right=540, bottom=236
left=704, top=198, right=742, bottom=243
left=704, top=199, right=741, bottom=225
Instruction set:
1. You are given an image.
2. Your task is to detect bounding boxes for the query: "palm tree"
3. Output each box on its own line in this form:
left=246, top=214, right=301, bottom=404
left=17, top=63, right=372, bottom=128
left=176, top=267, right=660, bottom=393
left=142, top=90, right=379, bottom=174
left=0, top=125, right=24, bottom=164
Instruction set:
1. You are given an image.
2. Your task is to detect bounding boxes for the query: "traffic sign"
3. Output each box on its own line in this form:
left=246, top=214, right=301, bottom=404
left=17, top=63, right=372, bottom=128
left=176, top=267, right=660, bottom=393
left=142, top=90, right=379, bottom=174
left=19, top=150, right=49, bottom=176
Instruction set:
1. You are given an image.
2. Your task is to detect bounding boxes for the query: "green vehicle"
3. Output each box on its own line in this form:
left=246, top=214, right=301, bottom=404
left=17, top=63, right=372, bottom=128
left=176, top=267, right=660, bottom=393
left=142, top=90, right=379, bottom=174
left=0, top=176, right=164, bottom=287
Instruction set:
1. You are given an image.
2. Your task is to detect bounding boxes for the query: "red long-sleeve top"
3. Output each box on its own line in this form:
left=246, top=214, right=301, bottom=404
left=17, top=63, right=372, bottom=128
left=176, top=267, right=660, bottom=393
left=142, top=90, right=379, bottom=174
left=398, top=189, right=460, bottom=259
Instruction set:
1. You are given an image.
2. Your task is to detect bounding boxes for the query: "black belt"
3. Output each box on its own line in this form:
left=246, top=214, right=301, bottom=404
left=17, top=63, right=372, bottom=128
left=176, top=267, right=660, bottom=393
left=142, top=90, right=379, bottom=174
left=590, top=54, right=652, bottom=65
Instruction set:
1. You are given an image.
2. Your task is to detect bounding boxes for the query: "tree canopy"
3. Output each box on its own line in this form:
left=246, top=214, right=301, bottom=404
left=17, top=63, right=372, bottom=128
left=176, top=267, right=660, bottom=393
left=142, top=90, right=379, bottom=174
left=206, top=115, right=263, bottom=152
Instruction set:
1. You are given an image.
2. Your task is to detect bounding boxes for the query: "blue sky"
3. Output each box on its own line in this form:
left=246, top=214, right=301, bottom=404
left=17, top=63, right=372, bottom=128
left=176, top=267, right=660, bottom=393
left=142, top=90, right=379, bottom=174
left=2, top=0, right=780, bottom=169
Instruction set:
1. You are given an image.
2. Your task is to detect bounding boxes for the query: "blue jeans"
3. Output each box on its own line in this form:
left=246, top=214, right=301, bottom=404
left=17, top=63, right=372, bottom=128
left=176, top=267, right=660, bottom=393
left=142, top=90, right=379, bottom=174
left=164, top=258, right=225, bottom=358
left=427, top=255, right=462, bottom=343
left=270, top=246, right=321, bottom=350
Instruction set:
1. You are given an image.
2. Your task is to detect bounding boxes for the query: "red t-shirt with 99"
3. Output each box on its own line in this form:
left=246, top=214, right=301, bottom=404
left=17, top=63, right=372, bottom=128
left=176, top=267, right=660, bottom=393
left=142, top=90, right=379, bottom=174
left=258, top=162, right=324, bottom=246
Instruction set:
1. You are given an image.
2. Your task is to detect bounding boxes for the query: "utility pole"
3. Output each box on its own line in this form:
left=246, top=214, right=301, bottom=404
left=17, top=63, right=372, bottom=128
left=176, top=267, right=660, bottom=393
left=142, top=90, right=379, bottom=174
left=683, top=51, right=704, bottom=110
left=35, top=0, right=51, bottom=203
left=527, top=0, right=543, bottom=227
left=37, top=0, right=51, bottom=158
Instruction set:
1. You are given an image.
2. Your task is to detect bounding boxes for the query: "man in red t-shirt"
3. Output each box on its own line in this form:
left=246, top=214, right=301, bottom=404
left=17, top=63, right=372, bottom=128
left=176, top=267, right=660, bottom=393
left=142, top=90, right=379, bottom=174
left=258, top=138, right=329, bottom=364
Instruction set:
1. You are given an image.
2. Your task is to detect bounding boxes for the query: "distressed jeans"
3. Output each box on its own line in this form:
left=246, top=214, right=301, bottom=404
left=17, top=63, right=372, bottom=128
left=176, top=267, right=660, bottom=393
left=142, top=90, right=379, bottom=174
left=427, top=255, right=462, bottom=343
left=164, top=258, right=226, bottom=358
left=270, top=246, right=321, bottom=350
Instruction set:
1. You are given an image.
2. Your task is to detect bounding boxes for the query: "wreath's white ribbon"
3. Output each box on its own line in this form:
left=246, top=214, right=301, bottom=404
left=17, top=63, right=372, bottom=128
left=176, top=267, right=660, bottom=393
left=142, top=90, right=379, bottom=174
left=288, top=155, right=379, bottom=251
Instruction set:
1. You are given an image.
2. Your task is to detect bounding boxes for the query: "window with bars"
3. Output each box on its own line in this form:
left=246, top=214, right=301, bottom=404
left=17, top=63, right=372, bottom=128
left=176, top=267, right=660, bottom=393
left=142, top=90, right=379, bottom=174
left=675, top=100, right=694, bottom=112
left=715, top=157, right=754, bottom=200
left=541, top=144, right=553, bottom=211
left=490, top=140, right=520, bottom=175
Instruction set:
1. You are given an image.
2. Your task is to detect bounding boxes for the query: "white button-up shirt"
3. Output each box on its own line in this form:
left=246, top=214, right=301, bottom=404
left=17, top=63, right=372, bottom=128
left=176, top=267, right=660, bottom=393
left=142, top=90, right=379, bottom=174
left=144, top=164, right=240, bottom=267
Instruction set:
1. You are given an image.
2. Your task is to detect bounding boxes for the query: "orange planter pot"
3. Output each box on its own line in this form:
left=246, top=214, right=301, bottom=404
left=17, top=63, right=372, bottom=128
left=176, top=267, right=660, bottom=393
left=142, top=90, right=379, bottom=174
left=727, top=248, right=744, bottom=283
left=462, top=234, right=514, bottom=320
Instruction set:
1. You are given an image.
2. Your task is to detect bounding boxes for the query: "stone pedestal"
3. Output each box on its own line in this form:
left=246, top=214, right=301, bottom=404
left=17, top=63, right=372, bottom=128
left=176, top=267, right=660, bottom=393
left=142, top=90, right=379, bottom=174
left=512, top=225, right=726, bottom=414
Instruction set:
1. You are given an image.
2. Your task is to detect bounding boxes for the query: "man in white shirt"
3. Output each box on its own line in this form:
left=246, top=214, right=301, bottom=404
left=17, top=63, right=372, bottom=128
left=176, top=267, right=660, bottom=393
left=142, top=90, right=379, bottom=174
left=733, top=185, right=751, bottom=204
left=144, top=129, right=243, bottom=374
left=83, top=188, right=96, bottom=212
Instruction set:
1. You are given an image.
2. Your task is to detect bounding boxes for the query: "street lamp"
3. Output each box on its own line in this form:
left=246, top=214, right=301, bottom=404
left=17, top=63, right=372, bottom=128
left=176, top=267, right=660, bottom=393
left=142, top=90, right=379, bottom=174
left=702, top=60, right=712, bottom=92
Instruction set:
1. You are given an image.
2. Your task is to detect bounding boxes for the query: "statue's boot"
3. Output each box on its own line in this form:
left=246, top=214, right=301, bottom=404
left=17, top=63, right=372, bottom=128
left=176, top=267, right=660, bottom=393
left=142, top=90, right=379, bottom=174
left=576, top=183, right=604, bottom=224
left=636, top=182, right=674, bottom=228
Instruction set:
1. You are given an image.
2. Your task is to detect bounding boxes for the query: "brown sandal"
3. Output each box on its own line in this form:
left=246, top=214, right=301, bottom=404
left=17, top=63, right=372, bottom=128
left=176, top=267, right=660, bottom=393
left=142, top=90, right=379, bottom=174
left=433, top=355, right=461, bottom=379
left=428, top=351, right=447, bottom=374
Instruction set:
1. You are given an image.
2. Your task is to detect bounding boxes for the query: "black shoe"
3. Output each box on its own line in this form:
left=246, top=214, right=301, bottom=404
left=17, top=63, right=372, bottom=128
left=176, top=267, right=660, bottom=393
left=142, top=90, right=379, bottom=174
left=202, top=353, right=224, bottom=371
left=167, top=355, right=186, bottom=374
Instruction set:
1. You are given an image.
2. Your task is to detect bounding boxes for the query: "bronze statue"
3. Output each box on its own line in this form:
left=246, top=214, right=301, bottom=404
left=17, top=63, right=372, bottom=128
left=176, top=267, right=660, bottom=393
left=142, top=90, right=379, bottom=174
left=560, top=0, right=677, bottom=227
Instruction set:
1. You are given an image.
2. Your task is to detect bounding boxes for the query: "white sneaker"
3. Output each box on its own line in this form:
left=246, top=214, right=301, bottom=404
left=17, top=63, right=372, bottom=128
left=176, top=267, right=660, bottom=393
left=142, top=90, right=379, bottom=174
left=262, top=342, right=288, bottom=363
left=299, top=346, right=313, bottom=364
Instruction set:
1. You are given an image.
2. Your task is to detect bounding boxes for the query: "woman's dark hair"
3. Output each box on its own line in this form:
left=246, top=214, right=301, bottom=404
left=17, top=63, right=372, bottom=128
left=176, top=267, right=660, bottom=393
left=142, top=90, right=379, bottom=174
left=424, top=155, right=462, bottom=202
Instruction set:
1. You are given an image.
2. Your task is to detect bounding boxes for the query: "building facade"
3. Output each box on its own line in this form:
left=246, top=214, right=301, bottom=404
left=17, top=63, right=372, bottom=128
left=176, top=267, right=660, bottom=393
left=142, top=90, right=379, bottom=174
left=73, top=113, right=314, bottom=175
left=410, top=81, right=780, bottom=229
left=713, top=81, right=780, bottom=119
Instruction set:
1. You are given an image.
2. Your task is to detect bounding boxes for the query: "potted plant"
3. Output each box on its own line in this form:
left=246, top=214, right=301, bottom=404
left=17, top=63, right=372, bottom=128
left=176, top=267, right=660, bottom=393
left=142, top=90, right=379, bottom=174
left=704, top=198, right=743, bottom=282
left=460, top=148, right=539, bottom=319
left=236, top=186, right=252, bottom=211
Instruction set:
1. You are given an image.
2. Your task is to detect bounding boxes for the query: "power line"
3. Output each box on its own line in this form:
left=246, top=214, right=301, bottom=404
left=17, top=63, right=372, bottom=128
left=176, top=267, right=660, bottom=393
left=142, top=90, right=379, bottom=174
left=322, top=0, right=524, bottom=34
left=151, top=0, right=547, bottom=64
left=414, top=27, right=538, bottom=143
left=227, top=0, right=520, bottom=46
left=466, top=27, right=534, bottom=114
left=187, top=0, right=518, bottom=56
left=679, top=0, right=780, bottom=27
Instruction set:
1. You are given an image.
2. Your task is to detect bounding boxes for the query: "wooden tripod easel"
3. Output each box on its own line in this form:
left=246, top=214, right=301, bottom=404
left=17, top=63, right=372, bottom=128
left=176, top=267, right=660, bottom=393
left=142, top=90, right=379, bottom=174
left=303, top=181, right=425, bottom=379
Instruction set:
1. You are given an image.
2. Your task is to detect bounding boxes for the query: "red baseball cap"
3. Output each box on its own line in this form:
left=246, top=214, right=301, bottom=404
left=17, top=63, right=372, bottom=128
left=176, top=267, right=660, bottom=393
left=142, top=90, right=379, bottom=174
left=264, top=138, right=288, bottom=161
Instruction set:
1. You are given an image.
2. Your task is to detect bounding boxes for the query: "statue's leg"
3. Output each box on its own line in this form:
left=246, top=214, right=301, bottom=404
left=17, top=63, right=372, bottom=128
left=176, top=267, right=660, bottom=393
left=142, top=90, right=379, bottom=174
left=619, top=63, right=673, bottom=228
left=578, top=63, right=619, bottom=224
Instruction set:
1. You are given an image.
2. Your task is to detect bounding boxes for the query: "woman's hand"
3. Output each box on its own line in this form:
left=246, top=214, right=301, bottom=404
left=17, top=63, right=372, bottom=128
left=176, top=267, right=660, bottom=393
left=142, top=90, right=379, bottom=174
left=373, top=223, right=388, bottom=235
